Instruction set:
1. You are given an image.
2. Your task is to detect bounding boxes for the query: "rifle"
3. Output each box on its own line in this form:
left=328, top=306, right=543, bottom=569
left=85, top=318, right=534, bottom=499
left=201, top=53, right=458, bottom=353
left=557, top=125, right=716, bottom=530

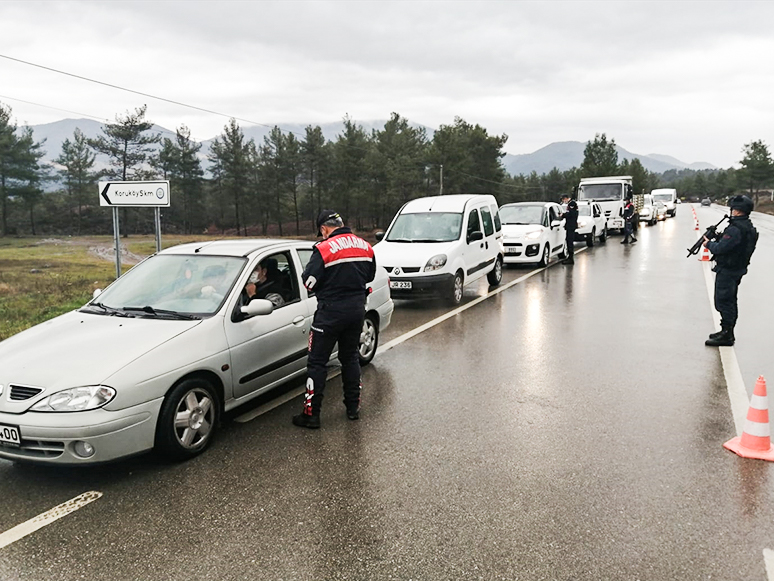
left=686, top=215, right=728, bottom=257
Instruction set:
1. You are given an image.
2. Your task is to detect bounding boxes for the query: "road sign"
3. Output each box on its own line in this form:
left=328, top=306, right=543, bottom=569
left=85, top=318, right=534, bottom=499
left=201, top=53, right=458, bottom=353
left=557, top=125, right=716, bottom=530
left=99, top=181, right=170, bottom=207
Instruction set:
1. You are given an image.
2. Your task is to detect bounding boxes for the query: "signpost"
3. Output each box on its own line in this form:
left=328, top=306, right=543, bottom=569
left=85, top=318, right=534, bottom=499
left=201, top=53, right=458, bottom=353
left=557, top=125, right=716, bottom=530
left=98, top=181, right=170, bottom=278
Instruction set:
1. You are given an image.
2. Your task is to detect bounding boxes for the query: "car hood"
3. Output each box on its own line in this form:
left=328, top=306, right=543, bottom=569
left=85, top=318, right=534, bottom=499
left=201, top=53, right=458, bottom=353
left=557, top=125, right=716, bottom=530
left=0, top=311, right=201, bottom=398
left=501, top=224, right=545, bottom=239
left=374, top=240, right=455, bottom=269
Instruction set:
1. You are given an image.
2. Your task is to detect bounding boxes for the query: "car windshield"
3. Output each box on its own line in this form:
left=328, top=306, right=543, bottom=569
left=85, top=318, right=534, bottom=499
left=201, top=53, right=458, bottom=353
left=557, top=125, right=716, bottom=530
left=578, top=205, right=592, bottom=216
left=578, top=184, right=623, bottom=201
left=385, top=212, right=462, bottom=242
left=81, top=254, right=247, bottom=317
left=652, top=193, right=673, bottom=202
left=499, top=205, right=544, bottom=225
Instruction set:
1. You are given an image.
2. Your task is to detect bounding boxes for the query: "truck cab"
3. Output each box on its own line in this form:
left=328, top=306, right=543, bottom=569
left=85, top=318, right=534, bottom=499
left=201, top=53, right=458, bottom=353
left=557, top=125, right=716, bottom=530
left=576, top=176, right=633, bottom=233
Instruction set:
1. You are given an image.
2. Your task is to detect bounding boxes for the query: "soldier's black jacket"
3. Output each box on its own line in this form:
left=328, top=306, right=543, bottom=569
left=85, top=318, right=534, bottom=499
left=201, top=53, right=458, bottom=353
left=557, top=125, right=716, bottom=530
left=302, top=227, right=377, bottom=306
left=706, top=215, right=758, bottom=275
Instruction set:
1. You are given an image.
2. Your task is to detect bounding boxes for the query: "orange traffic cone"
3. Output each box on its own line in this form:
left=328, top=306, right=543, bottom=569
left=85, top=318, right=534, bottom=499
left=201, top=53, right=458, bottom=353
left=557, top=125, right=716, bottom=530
left=699, top=246, right=711, bottom=261
left=724, top=376, right=774, bottom=461
left=695, top=220, right=700, bottom=231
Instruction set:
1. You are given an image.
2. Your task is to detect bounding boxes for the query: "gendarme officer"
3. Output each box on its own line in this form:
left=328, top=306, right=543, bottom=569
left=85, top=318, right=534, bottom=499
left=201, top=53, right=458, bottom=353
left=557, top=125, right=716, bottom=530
left=293, top=210, right=376, bottom=429
left=560, top=194, right=578, bottom=264
left=704, top=195, right=758, bottom=347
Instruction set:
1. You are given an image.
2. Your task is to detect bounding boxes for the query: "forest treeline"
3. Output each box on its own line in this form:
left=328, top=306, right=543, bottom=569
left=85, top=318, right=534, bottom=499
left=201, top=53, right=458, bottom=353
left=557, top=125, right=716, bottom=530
left=1, top=102, right=772, bottom=237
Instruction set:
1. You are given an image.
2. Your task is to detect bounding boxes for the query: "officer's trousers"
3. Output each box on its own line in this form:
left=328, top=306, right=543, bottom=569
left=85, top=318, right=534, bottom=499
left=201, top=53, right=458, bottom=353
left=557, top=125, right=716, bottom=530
left=714, top=270, right=744, bottom=328
left=303, top=301, right=364, bottom=417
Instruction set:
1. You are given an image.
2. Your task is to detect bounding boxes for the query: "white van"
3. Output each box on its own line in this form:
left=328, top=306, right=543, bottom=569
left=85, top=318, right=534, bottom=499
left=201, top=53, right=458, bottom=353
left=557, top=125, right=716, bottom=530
left=650, top=188, right=678, bottom=217
left=374, top=194, right=504, bottom=304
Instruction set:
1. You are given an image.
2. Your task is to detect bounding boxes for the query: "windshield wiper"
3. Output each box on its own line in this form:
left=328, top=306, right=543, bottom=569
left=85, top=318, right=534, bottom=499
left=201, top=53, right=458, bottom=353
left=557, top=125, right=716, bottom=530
left=122, top=306, right=200, bottom=320
left=80, top=302, right=134, bottom=317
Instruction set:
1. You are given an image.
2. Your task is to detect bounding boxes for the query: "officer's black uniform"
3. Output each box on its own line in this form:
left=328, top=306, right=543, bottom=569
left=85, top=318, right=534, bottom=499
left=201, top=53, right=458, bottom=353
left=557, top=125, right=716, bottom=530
left=561, top=199, right=578, bottom=264
left=621, top=199, right=637, bottom=244
left=705, top=195, right=758, bottom=346
left=292, top=210, right=376, bottom=428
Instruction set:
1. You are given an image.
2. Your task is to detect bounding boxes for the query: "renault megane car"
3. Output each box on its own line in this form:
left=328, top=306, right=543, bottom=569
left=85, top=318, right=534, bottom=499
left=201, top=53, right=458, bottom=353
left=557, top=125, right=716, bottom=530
left=0, top=239, right=393, bottom=465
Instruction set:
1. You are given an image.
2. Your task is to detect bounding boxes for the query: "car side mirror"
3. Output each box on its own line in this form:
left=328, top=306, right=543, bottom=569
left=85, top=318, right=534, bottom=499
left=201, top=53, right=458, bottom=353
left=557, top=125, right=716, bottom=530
left=375, top=231, right=384, bottom=242
left=238, top=298, right=274, bottom=320
left=467, top=230, right=484, bottom=243
left=551, top=220, right=562, bottom=228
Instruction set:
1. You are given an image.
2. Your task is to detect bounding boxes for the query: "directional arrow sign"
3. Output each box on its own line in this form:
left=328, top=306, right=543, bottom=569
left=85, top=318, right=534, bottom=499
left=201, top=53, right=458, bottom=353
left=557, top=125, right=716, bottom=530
left=98, top=181, right=170, bottom=207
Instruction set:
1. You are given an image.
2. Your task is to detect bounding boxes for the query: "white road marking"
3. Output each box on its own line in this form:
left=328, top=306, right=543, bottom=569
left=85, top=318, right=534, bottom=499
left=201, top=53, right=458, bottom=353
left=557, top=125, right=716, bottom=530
left=701, top=260, right=749, bottom=435
left=764, top=548, right=774, bottom=581
left=235, top=248, right=586, bottom=423
left=0, top=491, right=102, bottom=550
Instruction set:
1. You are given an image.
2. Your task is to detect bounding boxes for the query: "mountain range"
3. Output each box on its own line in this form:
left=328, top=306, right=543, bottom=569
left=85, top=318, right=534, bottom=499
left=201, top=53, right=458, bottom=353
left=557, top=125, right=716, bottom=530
left=26, top=118, right=717, bottom=178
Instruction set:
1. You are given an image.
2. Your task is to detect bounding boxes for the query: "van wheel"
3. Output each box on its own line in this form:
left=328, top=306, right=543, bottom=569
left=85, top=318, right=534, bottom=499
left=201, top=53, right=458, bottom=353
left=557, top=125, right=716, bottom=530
left=156, top=378, right=219, bottom=461
left=358, top=314, right=379, bottom=366
left=487, top=257, right=503, bottom=286
left=538, top=244, right=550, bottom=267
left=587, top=229, right=595, bottom=247
left=449, top=271, right=464, bottom=305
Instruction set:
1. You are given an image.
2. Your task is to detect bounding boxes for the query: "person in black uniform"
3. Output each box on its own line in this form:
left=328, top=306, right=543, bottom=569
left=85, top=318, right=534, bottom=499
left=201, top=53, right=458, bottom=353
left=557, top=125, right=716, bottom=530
left=621, top=197, right=637, bottom=244
left=560, top=194, right=578, bottom=264
left=292, top=210, right=376, bottom=429
left=704, top=195, right=758, bottom=347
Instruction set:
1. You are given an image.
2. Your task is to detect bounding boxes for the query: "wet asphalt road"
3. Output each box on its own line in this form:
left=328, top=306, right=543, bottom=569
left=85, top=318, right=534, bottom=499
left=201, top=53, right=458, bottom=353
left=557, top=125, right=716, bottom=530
left=1, top=206, right=774, bottom=580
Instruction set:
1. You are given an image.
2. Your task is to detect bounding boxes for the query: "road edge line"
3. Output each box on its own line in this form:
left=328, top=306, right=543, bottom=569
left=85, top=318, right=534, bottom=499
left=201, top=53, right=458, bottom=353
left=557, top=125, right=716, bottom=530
left=0, top=491, right=102, bottom=550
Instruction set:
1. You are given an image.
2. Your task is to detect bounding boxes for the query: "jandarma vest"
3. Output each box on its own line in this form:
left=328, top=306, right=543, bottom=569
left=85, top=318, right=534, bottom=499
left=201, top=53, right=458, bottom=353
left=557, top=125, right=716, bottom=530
left=313, top=230, right=375, bottom=303
left=715, top=216, right=758, bottom=271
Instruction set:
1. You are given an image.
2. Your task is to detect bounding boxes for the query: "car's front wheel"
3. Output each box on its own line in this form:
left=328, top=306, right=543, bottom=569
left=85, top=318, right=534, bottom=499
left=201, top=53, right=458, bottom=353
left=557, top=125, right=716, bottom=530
left=538, top=244, right=550, bottom=267
left=449, top=271, right=464, bottom=305
left=599, top=226, right=607, bottom=243
left=487, top=256, right=503, bottom=286
left=156, top=378, right=219, bottom=461
left=359, top=314, right=379, bottom=366
left=587, top=228, right=595, bottom=247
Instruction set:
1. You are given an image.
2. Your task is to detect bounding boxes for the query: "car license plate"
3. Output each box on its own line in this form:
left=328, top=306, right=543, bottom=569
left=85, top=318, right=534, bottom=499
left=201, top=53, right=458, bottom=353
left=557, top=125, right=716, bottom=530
left=389, top=280, right=412, bottom=290
left=0, top=423, right=21, bottom=447
left=506, top=247, right=520, bottom=254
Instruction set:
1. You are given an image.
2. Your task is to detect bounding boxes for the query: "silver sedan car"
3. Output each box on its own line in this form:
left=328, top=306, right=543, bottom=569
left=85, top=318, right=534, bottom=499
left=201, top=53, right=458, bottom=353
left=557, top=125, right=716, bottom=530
left=0, top=239, right=392, bottom=465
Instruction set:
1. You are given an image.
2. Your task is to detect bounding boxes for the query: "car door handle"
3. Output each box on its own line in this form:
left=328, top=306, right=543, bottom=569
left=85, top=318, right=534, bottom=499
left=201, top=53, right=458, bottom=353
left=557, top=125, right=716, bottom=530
left=292, top=316, right=305, bottom=326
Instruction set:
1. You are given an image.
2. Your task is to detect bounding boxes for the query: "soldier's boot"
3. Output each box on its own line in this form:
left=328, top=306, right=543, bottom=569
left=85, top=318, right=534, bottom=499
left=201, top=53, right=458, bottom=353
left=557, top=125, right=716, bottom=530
left=708, top=329, right=725, bottom=340
left=705, top=326, right=735, bottom=347
left=292, top=412, right=321, bottom=429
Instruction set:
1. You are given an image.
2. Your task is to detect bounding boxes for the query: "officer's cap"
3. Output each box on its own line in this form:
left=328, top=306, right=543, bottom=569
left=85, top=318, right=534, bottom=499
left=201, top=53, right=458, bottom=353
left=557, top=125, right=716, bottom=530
left=316, top=209, right=341, bottom=236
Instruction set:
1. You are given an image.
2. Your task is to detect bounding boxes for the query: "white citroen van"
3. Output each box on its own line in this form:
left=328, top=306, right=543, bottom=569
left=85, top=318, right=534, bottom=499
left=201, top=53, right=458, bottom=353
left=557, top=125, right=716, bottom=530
left=374, top=194, right=504, bottom=304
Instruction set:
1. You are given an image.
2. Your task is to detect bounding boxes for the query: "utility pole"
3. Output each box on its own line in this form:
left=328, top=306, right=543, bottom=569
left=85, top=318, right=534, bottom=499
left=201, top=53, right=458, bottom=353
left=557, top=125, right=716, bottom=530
left=440, top=165, right=444, bottom=195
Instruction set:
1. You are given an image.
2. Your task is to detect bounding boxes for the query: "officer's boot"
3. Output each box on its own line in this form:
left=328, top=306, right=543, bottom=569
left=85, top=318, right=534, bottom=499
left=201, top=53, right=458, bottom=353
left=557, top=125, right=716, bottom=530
left=292, top=412, right=320, bottom=429
left=705, top=326, right=735, bottom=347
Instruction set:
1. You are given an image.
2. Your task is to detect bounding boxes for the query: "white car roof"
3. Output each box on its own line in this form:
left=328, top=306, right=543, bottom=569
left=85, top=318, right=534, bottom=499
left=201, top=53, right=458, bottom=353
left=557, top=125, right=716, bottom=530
left=500, top=201, right=558, bottom=208
left=158, top=239, right=312, bottom=258
left=400, top=194, right=497, bottom=214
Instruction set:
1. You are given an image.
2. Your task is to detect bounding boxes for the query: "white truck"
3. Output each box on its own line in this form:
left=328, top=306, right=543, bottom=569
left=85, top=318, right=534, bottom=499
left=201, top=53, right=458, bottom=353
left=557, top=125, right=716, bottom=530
left=576, top=176, right=633, bottom=233
left=650, top=188, right=678, bottom=217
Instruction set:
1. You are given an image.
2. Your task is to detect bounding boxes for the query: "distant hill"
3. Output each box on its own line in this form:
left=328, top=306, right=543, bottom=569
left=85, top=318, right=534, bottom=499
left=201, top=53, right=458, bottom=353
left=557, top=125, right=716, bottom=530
left=501, top=141, right=716, bottom=176
left=26, top=119, right=716, bottom=181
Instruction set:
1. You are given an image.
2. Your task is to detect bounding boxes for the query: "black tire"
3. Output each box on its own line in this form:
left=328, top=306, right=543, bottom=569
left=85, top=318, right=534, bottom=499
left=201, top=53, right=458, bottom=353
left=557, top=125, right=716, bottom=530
left=156, top=378, right=219, bottom=461
left=487, top=256, right=503, bottom=286
left=538, top=244, right=550, bottom=267
left=449, top=271, right=464, bottom=305
left=587, top=229, right=595, bottom=247
left=358, top=314, right=379, bottom=366
left=599, top=226, right=607, bottom=243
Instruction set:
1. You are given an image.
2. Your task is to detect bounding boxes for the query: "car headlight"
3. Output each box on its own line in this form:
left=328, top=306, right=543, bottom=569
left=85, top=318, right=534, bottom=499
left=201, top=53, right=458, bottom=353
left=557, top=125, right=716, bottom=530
left=525, top=230, right=542, bottom=240
left=424, top=254, right=447, bottom=272
left=578, top=219, right=588, bottom=228
left=31, top=386, right=116, bottom=412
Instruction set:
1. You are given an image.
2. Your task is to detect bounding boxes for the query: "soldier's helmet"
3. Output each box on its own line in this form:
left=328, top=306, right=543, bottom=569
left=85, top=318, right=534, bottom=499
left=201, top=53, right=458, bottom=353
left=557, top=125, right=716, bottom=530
left=728, top=195, right=754, bottom=215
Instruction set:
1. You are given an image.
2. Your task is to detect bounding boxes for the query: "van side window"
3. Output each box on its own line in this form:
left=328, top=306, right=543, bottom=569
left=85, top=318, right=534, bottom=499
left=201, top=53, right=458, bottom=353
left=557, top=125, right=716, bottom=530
left=490, top=204, right=502, bottom=232
left=467, top=209, right=481, bottom=238
left=480, top=207, right=494, bottom=237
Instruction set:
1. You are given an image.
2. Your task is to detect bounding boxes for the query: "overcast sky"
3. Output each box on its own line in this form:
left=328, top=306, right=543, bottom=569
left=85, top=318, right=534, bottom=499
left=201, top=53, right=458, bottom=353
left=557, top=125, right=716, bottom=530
left=2, top=0, right=773, bottom=168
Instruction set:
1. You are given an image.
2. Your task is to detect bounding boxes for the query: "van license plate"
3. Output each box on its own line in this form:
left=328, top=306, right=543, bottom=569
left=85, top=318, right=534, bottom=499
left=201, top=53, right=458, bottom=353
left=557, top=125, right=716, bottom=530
left=0, top=424, right=21, bottom=447
left=390, top=281, right=412, bottom=290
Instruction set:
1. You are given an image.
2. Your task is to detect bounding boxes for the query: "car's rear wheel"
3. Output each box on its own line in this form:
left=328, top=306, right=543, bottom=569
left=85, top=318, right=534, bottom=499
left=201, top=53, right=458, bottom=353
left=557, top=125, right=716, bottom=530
left=538, top=244, right=550, bottom=267
left=487, top=256, right=503, bottom=286
left=449, top=271, right=464, bottom=305
left=156, top=378, right=219, bottom=461
left=587, top=228, right=595, bottom=247
left=359, top=314, right=379, bottom=366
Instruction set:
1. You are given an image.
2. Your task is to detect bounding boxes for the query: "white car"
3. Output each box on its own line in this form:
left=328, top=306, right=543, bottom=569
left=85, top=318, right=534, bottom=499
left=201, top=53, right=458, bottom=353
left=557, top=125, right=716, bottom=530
left=499, top=202, right=567, bottom=265
left=0, top=239, right=393, bottom=465
left=575, top=201, right=608, bottom=246
left=639, top=194, right=659, bottom=226
left=654, top=201, right=668, bottom=221
left=374, top=194, right=504, bottom=305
